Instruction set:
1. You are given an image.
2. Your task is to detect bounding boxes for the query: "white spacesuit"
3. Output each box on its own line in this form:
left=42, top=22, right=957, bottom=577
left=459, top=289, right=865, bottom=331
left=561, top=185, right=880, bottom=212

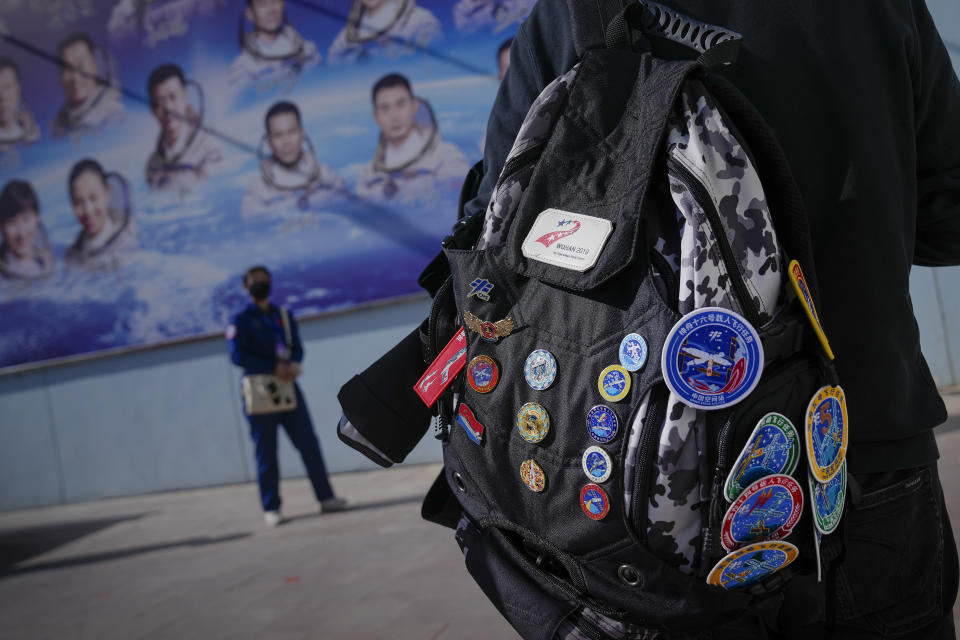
left=50, top=87, right=125, bottom=140
left=452, top=0, right=536, bottom=32
left=229, top=23, right=320, bottom=87
left=0, top=108, right=40, bottom=153
left=242, top=150, right=345, bottom=217
left=328, top=0, right=441, bottom=63
left=357, top=99, right=470, bottom=205
left=145, top=114, right=223, bottom=195
left=64, top=173, right=140, bottom=272
left=107, top=0, right=225, bottom=47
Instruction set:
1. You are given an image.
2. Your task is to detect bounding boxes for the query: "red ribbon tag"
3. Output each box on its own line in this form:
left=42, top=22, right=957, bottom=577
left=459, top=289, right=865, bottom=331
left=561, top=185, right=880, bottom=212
left=414, top=327, right=467, bottom=407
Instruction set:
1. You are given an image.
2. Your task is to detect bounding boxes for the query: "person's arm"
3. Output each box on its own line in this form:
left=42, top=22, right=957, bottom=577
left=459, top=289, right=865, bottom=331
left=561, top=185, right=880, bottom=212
left=462, top=0, right=580, bottom=220
left=228, top=316, right=277, bottom=375
left=912, top=1, right=960, bottom=267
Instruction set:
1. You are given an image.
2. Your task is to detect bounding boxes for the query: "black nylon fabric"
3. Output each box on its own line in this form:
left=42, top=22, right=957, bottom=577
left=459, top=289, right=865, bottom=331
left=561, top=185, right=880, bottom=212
left=502, top=49, right=697, bottom=292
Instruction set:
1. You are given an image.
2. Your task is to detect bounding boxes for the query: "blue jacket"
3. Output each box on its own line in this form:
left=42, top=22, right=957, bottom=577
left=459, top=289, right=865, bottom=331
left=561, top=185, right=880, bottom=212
left=227, top=303, right=304, bottom=376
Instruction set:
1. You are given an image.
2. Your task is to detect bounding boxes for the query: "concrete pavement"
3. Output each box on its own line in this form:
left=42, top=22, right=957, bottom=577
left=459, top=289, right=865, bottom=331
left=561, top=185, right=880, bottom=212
left=2, top=398, right=960, bottom=640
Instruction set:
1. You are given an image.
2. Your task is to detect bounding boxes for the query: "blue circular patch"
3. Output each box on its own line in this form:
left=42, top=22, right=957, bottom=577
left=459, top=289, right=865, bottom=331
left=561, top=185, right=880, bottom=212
left=586, top=405, right=619, bottom=443
left=619, top=333, right=648, bottom=372
left=524, top=349, right=557, bottom=391
left=661, top=307, right=764, bottom=410
left=721, top=475, right=803, bottom=550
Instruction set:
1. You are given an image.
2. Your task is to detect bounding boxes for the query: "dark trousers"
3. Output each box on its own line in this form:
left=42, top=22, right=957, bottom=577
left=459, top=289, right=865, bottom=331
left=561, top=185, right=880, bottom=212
left=714, top=462, right=959, bottom=640
left=245, top=386, right=335, bottom=511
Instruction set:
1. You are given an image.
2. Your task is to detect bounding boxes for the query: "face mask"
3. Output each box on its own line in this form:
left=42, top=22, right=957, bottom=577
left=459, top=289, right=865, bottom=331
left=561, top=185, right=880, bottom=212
left=248, top=281, right=271, bottom=300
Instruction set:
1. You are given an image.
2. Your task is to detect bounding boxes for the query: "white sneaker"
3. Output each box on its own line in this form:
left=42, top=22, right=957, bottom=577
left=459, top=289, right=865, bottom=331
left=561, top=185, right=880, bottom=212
left=264, top=510, right=284, bottom=527
left=320, top=497, right=348, bottom=514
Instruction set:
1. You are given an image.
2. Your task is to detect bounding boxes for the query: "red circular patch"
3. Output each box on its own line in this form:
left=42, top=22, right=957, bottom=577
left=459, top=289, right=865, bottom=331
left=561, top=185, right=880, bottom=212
left=467, top=355, right=499, bottom=393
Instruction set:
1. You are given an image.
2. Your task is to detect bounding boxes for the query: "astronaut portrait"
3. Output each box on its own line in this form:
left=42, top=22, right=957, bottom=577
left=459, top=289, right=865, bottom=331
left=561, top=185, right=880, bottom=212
left=108, top=0, right=225, bottom=47
left=242, top=101, right=345, bottom=217
left=328, top=0, right=441, bottom=64
left=0, top=180, right=55, bottom=281
left=452, top=0, right=536, bottom=33
left=356, top=73, right=470, bottom=204
left=64, top=158, right=140, bottom=272
left=0, top=58, right=40, bottom=153
left=229, top=0, right=320, bottom=88
left=144, top=63, right=223, bottom=195
left=50, top=33, right=125, bottom=140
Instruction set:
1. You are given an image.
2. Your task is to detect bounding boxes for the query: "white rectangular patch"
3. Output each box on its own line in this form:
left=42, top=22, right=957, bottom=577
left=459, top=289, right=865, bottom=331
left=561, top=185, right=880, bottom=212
left=521, top=208, right=613, bottom=272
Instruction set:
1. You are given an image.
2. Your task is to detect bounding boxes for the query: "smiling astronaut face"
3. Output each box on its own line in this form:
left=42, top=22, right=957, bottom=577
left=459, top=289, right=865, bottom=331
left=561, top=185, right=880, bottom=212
left=70, top=170, right=112, bottom=238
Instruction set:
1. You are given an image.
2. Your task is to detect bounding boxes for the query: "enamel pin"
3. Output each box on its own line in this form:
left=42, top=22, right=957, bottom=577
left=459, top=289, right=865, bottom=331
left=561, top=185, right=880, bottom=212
left=516, top=403, right=550, bottom=443
left=586, top=405, right=619, bottom=443
left=463, top=310, right=514, bottom=343
left=580, top=484, right=610, bottom=520
left=805, top=386, right=848, bottom=483
left=456, top=403, right=485, bottom=445
left=524, top=349, right=557, bottom=391
left=598, top=365, right=631, bottom=402
left=467, top=278, right=495, bottom=302
left=467, top=355, right=499, bottom=394
left=520, top=459, right=546, bottom=492
left=619, top=333, right=648, bottom=372
left=582, top=447, right=613, bottom=483
left=724, top=413, right=801, bottom=502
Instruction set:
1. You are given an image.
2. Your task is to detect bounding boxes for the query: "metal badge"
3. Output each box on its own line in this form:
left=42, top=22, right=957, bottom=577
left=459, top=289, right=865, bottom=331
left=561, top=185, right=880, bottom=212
left=661, top=307, right=764, bottom=411
left=619, top=333, right=648, bottom=372
left=520, top=459, right=546, bottom=493
left=805, top=386, right=849, bottom=483
left=515, top=403, right=550, bottom=444
left=456, top=403, right=485, bottom=445
left=788, top=260, right=834, bottom=360
left=467, top=355, right=499, bottom=394
left=524, top=349, right=557, bottom=391
left=706, top=541, right=799, bottom=590
left=809, top=460, right=846, bottom=535
left=580, top=484, right=610, bottom=520
left=598, top=365, right=631, bottom=403
left=467, top=278, right=495, bottom=302
left=463, top=310, right=514, bottom=343
left=721, top=474, right=804, bottom=551
left=586, top=405, right=619, bottom=443
left=582, top=446, right=612, bottom=483
left=723, top=413, right=801, bottom=502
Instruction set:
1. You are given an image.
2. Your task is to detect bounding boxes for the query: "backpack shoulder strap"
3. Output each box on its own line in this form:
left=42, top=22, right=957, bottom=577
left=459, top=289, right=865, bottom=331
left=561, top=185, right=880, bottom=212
left=568, top=0, right=626, bottom=56
left=279, top=307, right=292, bottom=351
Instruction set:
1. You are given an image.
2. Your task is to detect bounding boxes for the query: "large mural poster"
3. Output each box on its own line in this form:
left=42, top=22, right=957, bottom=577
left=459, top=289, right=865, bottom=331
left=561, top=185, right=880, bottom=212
left=0, top=0, right=529, bottom=371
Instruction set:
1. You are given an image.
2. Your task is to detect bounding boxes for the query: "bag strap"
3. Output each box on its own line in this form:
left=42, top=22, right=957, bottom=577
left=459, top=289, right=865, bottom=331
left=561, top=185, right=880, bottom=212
left=279, top=306, right=293, bottom=352
left=604, top=1, right=742, bottom=66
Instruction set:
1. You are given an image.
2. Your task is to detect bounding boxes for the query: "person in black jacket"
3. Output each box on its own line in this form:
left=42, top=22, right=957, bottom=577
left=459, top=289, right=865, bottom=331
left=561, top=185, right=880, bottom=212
left=228, top=265, right=347, bottom=526
left=462, top=1, right=960, bottom=638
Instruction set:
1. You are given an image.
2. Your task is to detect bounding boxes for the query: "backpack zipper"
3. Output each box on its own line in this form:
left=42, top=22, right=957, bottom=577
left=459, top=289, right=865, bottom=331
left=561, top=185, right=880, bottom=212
left=665, top=157, right=762, bottom=328
left=497, top=143, right=544, bottom=187
left=630, top=384, right=670, bottom=537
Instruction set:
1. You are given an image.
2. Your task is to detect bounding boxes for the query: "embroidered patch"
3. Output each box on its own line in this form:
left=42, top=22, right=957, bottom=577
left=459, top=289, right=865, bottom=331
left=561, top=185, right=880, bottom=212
left=809, top=460, right=846, bottom=535
left=414, top=327, right=467, bottom=407
left=805, top=386, right=848, bottom=483
left=707, top=541, right=799, bottom=589
left=721, top=474, right=804, bottom=551
left=662, top=307, right=764, bottom=410
left=724, top=413, right=801, bottom=502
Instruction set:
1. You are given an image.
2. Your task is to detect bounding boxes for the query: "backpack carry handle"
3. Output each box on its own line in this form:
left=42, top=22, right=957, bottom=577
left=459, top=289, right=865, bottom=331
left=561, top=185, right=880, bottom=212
left=603, top=1, right=742, bottom=66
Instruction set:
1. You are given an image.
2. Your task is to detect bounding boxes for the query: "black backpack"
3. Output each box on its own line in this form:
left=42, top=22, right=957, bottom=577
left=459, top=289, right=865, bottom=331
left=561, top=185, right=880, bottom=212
left=338, top=2, right=847, bottom=637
